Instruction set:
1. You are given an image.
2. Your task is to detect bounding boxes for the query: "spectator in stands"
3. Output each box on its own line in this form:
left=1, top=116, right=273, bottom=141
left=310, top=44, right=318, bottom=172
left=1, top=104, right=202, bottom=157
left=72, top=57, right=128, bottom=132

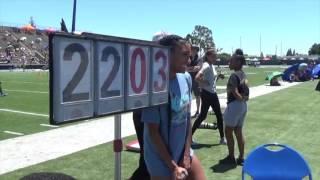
left=187, top=45, right=202, bottom=118
left=142, top=35, right=206, bottom=180
left=191, top=48, right=225, bottom=145
left=220, top=49, right=249, bottom=166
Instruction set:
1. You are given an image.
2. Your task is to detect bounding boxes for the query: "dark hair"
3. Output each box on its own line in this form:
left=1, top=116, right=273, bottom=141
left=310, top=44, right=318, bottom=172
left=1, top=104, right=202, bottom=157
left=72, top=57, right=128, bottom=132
left=158, top=35, right=187, bottom=52
left=233, top=48, right=245, bottom=66
left=235, top=48, right=244, bottom=56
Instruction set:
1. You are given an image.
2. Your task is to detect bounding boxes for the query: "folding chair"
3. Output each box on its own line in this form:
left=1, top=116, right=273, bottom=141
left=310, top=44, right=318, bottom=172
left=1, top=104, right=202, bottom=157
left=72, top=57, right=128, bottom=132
left=242, top=143, right=312, bottom=180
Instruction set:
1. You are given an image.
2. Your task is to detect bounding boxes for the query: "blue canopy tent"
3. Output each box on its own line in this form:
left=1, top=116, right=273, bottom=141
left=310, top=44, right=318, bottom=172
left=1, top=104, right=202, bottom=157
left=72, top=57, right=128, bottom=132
left=312, top=64, right=320, bottom=79
left=282, top=64, right=299, bottom=81
left=282, top=63, right=312, bottom=82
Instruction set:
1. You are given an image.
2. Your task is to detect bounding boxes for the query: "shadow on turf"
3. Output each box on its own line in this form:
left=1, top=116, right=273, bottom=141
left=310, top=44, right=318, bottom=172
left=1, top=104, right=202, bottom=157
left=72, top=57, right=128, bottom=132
left=191, top=143, right=220, bottom=150
left=20, top=172, right=76, bottom=180
left=210, top=163, right=237, bottom=173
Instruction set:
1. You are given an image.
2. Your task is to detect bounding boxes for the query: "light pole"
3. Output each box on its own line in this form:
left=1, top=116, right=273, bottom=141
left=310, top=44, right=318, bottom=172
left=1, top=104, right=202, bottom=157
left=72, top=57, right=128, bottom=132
left=72, top=0, right=77, bottom=33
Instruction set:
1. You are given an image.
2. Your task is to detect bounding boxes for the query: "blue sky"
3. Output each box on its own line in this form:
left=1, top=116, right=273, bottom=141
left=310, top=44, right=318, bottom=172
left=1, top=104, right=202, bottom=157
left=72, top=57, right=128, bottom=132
left=1, top=0, right=319, bottom=56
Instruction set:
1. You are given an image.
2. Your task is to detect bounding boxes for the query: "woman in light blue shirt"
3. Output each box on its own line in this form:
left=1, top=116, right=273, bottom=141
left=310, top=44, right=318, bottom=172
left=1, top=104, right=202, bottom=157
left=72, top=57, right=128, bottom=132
left=142, top=35, right=206, bottom=180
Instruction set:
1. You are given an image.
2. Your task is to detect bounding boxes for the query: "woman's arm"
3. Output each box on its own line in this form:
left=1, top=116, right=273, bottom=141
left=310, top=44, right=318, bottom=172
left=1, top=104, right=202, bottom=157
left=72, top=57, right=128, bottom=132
left=195, top=71, right=209, bottom=86
left=147, top=123, right=179, bottom=171
left=147, top=123, right=189, bottom=179
left=180, top=119, right=192, bottom=170
left=187, top=65, right=201, bottom=73
left=231, top=87, right=243, bottom=101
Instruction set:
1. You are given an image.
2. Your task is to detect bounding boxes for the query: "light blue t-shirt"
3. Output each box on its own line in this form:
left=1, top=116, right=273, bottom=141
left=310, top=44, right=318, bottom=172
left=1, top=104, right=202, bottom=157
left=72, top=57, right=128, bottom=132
left=142, top=72, right=192, bottom=176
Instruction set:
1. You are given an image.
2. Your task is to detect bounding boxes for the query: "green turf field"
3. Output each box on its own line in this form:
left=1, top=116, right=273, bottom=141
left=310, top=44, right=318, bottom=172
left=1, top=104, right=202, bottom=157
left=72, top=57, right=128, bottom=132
left=0, top=67, right=285, bottom=140
left=0, top=71, right=53, bottom=140
left=1, top=70, right=319, bottom=180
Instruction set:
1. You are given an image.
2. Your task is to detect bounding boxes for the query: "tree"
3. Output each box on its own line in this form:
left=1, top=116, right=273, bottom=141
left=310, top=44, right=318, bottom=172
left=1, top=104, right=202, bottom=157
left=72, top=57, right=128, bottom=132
left=308, top=43, right=320, bottom=55
left=260, top=52, right=264, bottom=59
left=217, top=52, right=231, bottom=62
left=186, top=25, right=215, bottom=56
left=286, top=48, right=292, bottom=56
left=29, top=16, right=36, bottom=27
left=293, top=49, right=296, bottom=56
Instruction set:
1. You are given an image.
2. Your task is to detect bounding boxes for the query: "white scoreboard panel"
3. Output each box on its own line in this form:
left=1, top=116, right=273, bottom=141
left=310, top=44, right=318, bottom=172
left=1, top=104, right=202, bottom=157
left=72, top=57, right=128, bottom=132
left=51, top=36, right=94, bottom=124
left=151, top=48, right=169, bottom=105
left=96, top=41, right=124, bottom=115
left=49, top=33, right=170, bottom=124
left=126, top=45, right=149, bottom=110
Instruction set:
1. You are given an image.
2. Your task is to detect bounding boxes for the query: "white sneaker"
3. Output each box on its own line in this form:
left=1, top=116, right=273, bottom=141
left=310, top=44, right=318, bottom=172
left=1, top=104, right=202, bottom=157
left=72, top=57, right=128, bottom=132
left=220, top=138, right=227, bottom=145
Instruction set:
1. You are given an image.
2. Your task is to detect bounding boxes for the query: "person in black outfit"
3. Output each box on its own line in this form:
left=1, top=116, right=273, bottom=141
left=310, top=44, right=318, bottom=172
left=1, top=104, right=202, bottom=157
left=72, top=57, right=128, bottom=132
left=191, top=48, right=226, bottom=145
left=129, top=110, right=150, bottom=180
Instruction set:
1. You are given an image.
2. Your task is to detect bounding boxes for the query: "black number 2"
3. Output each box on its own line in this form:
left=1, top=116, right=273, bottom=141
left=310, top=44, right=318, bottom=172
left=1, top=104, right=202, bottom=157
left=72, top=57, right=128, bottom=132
left=100, top=46, right=121, bottom=98
left=63, top=43, right=89, bottom=102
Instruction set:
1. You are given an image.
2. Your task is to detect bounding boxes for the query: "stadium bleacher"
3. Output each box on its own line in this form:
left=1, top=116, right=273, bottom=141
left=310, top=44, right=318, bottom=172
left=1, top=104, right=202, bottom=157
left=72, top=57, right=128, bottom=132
left=0, top=26, right=49, bottom=68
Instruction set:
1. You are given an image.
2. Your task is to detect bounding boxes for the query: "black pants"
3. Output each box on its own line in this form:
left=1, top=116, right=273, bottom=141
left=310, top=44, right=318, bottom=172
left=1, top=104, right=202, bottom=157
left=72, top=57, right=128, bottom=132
left=316, top=80, right=320, bottom=91
left=192, top=89, right=224, bottom=139
left=129, top=110, right=150, bottom=180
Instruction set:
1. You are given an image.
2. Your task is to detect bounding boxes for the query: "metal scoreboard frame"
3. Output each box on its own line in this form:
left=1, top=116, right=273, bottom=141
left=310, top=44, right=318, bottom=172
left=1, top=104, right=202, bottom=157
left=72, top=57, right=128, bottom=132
left=49, top=32, right=170, bottom=124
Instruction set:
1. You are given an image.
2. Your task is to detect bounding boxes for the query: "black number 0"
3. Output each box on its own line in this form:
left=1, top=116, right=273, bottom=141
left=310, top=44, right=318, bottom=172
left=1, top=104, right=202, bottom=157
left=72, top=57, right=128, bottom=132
left=100, top=46, right=121, bottom=98
left=62, top=43, right=89, bottom=102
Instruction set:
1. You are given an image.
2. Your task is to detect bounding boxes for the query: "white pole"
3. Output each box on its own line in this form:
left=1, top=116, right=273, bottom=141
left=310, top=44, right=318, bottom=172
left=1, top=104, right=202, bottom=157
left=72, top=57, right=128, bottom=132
left=281, top=41, right=283, bottom=56
left=260, top=33, right=262, bottom=55
left=114, top=114, right=122, bottom=180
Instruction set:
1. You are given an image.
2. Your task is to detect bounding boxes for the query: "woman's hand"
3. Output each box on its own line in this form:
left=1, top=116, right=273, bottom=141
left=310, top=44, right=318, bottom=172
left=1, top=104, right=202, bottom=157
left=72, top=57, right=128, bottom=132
left=218, top=73, right=225, bottom=79
left=179, top=155, right=191, bottom=170
left=173, top=166, right=188, bottom=180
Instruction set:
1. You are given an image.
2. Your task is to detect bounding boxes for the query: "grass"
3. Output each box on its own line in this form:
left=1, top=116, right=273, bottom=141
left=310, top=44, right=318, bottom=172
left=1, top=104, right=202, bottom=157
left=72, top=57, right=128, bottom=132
left=0, top=67, right=283, bottom=140
left=0, top=71, right=48, bottom=113
left=1, top=80, right=319, bottom=180
left=0, top=71, right=49, bottom=140
left=215, top=66, right=285, bottom=87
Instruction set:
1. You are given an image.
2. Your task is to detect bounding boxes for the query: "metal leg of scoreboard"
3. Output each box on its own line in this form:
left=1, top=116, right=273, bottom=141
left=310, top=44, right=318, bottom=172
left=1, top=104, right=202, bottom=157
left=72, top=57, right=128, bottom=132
left=114, top=114, right=122, bottom=180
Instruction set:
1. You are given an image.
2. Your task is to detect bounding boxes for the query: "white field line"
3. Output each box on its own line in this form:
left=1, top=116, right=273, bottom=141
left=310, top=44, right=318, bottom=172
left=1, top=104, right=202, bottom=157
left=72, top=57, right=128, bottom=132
left=4, top=89, right=48, bottom=94
left=0, top=109, right=49, bottom=117
left=40, top=124, right=59, bottom=128
left=191, top=82, right=302, bottom=113
left=0, top=113, right=135, bottom=175
left=3, top=131, right=24, bottom=136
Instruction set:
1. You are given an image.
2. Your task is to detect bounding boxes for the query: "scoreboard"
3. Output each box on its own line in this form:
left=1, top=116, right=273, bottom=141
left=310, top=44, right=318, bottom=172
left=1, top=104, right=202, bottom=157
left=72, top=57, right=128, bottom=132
left=49, top=33, right=169, bottom=124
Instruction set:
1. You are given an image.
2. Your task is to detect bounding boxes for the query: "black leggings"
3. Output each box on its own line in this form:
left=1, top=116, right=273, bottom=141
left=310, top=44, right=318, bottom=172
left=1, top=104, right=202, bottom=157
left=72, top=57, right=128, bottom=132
left=316, top=80, right=320, bottom=91
left=130, top=110, right=150, bottom=180
left=192, top=89, right=224, bottom=138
